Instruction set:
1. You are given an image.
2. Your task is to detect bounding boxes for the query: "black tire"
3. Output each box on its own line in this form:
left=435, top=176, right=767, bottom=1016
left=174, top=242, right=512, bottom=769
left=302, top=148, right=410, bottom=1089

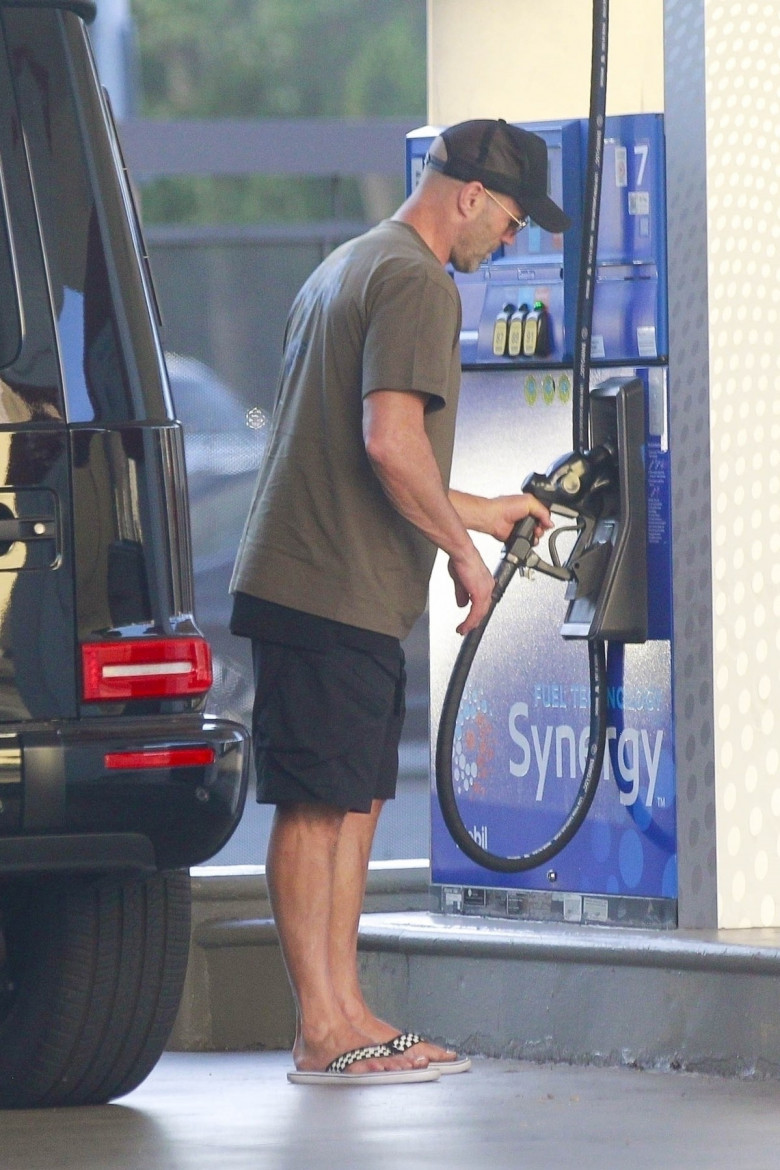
left=0, top=869, right=191, bottom=1108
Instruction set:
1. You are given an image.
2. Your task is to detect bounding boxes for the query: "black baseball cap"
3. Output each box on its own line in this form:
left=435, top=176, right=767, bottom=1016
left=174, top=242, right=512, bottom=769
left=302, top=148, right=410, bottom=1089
left=424, top=118, right=571, bottom=234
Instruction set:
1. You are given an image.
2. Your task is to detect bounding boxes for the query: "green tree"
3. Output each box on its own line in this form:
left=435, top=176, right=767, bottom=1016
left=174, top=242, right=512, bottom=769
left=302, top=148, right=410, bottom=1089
left=133, top=0, right=426, bottom=119
left=132, top=0, right=425, bottom=223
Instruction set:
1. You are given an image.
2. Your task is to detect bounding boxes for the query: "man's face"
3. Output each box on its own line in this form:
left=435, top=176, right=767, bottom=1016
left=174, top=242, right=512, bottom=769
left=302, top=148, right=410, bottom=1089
left=449, top=187, right=526, bottom=274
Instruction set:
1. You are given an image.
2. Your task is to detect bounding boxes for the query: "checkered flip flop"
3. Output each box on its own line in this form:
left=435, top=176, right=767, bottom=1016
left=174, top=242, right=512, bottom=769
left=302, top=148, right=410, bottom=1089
left=388, top=1032, right=472, bottom=1074
left=287, top=1043, right=441, bottom=1086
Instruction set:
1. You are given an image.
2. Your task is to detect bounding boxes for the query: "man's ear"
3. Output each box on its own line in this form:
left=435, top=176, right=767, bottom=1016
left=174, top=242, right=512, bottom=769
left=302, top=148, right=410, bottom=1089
left=456, top=181, right=484, bottom=220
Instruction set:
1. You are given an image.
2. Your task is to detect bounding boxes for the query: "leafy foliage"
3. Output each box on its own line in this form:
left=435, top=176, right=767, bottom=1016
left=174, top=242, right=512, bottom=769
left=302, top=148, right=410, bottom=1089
left=132, top=0, right=425, bottom=222
left=133, top=0, right=426, bottom=119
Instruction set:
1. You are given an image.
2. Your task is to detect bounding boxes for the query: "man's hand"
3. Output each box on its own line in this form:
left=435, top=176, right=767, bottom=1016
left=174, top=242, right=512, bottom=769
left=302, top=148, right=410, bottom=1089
left=486, top=493, right=554, bottom=543
left=447, top=548, right=495, bottom=635
left=444, top=490, right=554, bottom=635
left=449, top=490, right=553, bottom=544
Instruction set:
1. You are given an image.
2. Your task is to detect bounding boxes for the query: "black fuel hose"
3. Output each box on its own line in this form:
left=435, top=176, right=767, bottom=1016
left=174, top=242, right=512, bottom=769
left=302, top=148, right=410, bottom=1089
left=574, top=0, right=610, bottom=453
left=571, top=0, right=610, bottom=874
left=434, top=0, right=611, bottom=872
left=435, top=519, right=608, bottom=872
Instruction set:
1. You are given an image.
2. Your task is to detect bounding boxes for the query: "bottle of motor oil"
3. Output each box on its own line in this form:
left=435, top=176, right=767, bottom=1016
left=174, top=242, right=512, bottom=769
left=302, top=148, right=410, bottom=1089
left=522, top=300, right=551, bottom=357
left=507, top=303, right=529, bottom=358
left=492, top=303, right=514, bottom=356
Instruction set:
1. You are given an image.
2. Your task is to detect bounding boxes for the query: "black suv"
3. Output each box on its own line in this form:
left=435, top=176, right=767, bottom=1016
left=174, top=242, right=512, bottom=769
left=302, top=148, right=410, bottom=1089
left=0, top=0, right=248, bottom=1106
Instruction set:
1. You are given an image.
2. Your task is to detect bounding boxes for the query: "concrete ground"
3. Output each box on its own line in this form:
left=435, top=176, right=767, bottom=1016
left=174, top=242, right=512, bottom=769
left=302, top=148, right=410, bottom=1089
left=2, top=1051, right=780, bottom=1170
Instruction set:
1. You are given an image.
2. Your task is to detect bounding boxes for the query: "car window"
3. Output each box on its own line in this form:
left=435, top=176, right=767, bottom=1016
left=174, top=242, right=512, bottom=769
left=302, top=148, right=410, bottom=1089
left=3, top=7, right=134, bottom=424
left=0, top=186, right=20, bottom=372
left=0, top=14, right=21, bottom=371
left=0, top=10, right=63, bottom=419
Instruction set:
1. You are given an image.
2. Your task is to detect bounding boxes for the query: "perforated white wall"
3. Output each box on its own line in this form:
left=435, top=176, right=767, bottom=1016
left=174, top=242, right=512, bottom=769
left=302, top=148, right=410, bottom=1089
left=705, top=2, right=780, bottom=926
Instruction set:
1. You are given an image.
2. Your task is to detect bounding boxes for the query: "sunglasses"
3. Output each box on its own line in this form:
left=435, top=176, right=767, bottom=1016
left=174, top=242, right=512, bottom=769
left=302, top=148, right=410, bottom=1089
left=483, top=187, right=529, bottom=234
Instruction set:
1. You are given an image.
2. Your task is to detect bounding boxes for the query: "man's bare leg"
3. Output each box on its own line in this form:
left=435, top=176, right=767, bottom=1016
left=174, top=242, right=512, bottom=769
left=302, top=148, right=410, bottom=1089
left=329, top=799, right=460, bottom=1065
left=265, top=802, right=427, bottom=1074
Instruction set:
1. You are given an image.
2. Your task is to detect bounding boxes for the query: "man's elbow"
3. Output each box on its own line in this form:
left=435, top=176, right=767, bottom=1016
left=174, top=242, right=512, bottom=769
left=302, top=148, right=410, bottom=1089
left=363, top=423, right=403, bottom=474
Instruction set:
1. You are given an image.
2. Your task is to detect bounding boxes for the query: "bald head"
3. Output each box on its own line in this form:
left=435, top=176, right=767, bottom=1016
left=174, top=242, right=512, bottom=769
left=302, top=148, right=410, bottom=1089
left=394, top=160, right=526, bottom=273
left=423, top=119, right=570, bottom=234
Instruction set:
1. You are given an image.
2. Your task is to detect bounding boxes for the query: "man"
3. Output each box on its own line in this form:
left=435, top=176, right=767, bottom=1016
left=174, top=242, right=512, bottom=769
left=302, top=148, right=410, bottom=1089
left=230, top=119, right=570, bottom=1084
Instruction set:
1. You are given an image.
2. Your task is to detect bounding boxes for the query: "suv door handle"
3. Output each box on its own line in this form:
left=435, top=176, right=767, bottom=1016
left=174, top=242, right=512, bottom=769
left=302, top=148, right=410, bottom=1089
left=0, top=518, right=56, bottom=543
left=0, top=494, right=59, bottom=565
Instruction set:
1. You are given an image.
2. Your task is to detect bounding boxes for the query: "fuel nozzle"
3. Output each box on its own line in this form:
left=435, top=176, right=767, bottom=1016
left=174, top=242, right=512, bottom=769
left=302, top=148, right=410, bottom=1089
left=493, top=443, right=619, bottom=599
left=521, top=442, right=617, bottom=520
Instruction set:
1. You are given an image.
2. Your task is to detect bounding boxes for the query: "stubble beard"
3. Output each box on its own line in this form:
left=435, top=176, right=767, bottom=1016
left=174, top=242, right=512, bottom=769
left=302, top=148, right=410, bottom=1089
left=449, top=217, right=501, bottom=274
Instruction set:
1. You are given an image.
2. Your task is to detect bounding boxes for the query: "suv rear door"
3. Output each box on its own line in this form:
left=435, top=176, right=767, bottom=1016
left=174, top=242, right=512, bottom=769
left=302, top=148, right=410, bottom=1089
left=0, top=4, right=190, bottom=728
left=0, top=7, right=77, bottom=720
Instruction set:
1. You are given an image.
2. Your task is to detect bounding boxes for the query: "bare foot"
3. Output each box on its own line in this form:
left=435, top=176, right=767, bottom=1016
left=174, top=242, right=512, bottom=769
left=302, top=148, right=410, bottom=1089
left=341, top=1004, right=460, bottom=1066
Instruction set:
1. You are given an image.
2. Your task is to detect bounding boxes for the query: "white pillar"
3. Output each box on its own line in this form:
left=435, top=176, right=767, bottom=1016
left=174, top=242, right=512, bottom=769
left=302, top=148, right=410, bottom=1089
left=665, top=0, right=780, bottom=929
left=702, top=3, right=780, bottom=928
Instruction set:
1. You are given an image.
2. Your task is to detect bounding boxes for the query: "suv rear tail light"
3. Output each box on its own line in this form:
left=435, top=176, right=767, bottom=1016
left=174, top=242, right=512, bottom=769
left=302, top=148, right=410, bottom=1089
left=105, top=746, right=216, bottom=770
left=81, top=638, right=213, bottom=701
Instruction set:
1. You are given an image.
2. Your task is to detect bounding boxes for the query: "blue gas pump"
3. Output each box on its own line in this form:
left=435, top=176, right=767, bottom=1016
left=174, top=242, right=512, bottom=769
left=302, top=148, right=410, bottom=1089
left=417, top=106, right=676, bottom=927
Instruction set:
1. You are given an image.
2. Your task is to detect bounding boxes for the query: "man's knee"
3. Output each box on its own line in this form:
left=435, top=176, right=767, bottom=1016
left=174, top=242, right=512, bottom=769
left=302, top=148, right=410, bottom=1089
left=273, top=800, right=347, bottom=835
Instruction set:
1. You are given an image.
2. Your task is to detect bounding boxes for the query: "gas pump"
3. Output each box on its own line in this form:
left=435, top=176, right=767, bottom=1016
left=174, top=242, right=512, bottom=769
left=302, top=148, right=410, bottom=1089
left=435, top=375, right=649, bottom=873
left=416, top=11, right=676, bottom=927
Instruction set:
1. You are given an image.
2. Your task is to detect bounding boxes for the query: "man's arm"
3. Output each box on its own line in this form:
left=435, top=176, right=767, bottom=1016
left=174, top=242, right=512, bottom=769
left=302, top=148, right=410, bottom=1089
left=362, top=390, right=551, bottom=634
left=362, top=389, right=494, bottom=634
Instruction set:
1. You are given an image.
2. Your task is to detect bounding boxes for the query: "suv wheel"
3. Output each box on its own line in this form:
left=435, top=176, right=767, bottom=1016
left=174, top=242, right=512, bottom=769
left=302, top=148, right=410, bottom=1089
left=0, top=870, right=191, bottom=1108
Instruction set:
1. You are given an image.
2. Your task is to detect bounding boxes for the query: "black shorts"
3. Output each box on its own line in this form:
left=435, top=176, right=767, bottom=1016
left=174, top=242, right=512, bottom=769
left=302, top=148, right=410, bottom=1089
left=234, top=596, right=406, bottom=813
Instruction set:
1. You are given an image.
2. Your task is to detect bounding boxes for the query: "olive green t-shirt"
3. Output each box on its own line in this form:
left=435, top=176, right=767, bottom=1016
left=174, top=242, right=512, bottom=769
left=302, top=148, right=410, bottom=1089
left=230, top=219, right=462, bottom=640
